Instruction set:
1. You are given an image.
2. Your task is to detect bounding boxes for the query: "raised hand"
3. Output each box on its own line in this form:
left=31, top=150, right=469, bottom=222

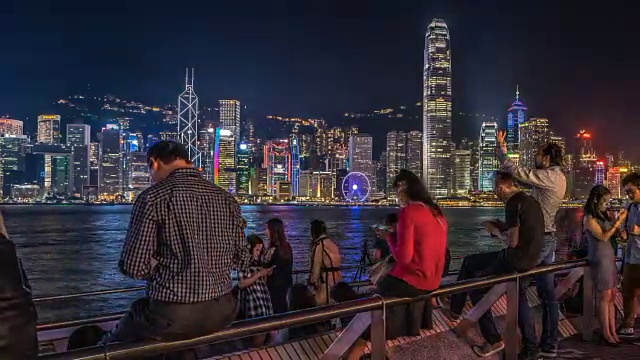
left=496, top=130, right=507, bottom=147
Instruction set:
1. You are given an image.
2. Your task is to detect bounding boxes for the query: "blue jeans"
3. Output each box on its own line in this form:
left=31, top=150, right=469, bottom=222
left=459, top=250, right=537, bottom=349
left=536, top=236, right=558, bottom=352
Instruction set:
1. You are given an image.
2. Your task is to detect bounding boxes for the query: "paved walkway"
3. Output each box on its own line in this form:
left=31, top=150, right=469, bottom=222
left=394, top=318, right=640, bottom=360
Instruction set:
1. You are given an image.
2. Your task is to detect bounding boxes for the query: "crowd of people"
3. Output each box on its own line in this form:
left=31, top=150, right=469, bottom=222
left=1, top=137, right=639, bottom=360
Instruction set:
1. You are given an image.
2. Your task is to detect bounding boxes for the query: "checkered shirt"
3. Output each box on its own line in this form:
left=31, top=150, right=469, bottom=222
left=119, top=168, right=251, bottom=303
left=237, top=264, right=274, bottom=319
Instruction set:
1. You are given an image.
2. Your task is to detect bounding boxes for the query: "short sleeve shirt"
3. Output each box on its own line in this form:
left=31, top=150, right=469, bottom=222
left=504, top=191, right=545, bottom=271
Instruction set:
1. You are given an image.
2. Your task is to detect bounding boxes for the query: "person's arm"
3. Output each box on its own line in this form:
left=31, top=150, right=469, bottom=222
left=497, top=148, right=557, bottom=189
left=119, top=192, right=157, bottom=279
left=503, top=196, right=521, bottom=248
left=585, top=214, right=626, bottom=242
left=230, top=198, right=251, bottom=272
left=238, top=267, right=274, bottom=289
left=309, top=242, right=323, bottom=286
left=388, top=207, right=414, bottom=265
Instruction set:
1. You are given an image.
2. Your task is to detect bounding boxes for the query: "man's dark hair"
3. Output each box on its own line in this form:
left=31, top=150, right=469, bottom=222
left=494, top=171, right=518, bottom=187
left=539, top=143, right=564, bottom=167
left=147, top=141, right=190, bottom=164
left=384, top=213, right=398, bottom=226
left=622, top=172, right=640, bottom=187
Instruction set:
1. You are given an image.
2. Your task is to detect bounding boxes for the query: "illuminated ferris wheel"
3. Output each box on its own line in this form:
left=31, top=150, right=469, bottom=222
left=341, top=172, right=371, bottom=202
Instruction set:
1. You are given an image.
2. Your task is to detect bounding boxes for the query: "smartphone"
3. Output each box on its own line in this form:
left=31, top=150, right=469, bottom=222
left=371, top=224, right=390, bottom=232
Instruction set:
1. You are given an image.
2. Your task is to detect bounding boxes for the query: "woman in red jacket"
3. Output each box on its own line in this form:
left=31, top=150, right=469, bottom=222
left=346, top=169, right=448, bottom=359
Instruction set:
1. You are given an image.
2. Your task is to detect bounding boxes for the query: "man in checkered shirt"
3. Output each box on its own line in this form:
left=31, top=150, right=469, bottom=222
left=104, top=140, right=251, bottom=344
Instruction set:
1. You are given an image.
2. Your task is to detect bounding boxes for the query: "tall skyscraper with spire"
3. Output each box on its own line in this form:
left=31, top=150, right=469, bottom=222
left=506, top=86, right=528, bottom=153
left=423, top=18, right=452, bottom=197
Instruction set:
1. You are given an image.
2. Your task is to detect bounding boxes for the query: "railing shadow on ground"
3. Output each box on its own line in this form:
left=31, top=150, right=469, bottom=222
left=37, top=258, right=605, bottom=360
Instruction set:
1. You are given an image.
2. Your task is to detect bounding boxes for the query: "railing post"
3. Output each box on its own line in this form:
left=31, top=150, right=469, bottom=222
left=504, top=275, right=519, bottom=360
left=581, top=265, right=594, bottom=341
left=370, top=307, right=386, bottom=360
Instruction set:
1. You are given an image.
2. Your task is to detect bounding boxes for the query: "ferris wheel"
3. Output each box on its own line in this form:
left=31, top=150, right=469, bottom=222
left=341, top=172, right=371, bottom=202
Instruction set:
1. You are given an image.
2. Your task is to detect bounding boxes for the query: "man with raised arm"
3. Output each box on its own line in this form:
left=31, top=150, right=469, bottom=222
left=496, top=130, right=566, bottom=358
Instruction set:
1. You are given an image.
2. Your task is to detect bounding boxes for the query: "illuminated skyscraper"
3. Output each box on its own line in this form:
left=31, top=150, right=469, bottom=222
left=386, top=131, right=407, bottom=195
left=506, top=86, right=528, bottom=152
left=98, top=125, right=123, bottom=198
left=576, top=130, right=597, bottom=167
left=595, top=160, right=605, bottom=185
left=236, top=142, right=251, bottom=196
left=573, top=130, right=597, bottom=199
left=478, top=122, right=499, bottom=191
left=66, top=124, right=91, bottom=196
left=290, top=136, right=300, bottom=196
left=349, top=133, right=375, bottom=192
left=0, top=119, right=24, bottom=136
left=219, top=100, right=241, bottom=140
left=264, top=139, right=291, bottom=196
left=423, top=18, right=452, bottom=196
left=452, top=149, right=472, bottom=195
left=407, top=131, right=423, bottom=176
left=519, top=117, right=550, bottom=169
left=607, top=167, right=622, bottom=197
left=216, top=129, right=236, bottom=193
left=177, top=69, right=200, bottom=167
left=37, top=115, right=61, bottom=144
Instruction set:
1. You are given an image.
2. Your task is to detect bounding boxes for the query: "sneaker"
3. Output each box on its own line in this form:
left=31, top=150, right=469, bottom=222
left=617, top=327, right=635, bottom=338
left=518, top=347, right=540, bottom=360
left=472, top=342, right=505, bottom=357
left=442, top=308, right=461, bottom=322
left=538, top=348, right=557, bottom=358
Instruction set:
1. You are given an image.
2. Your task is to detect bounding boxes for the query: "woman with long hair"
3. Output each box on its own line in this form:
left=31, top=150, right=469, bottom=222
left=345, top=169, right=448, bottom=360
left=236, top=234, right=274, bottom=347
left=582, top=185, right=627, bottom=345
left=308, top=219, right=342, bottom=305
left=264, top=218, right=293, bottom=315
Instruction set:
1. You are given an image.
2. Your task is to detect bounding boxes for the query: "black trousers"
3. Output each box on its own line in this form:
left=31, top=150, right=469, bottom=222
left=106, top=293, right=237, bottom=344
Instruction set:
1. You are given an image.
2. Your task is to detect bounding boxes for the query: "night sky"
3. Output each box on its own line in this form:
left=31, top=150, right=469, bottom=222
left=1, top=0, right=638, bottom=159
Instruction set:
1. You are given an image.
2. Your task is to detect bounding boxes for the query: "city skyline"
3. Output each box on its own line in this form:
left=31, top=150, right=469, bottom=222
left=1, top=1, right=637, bottom=158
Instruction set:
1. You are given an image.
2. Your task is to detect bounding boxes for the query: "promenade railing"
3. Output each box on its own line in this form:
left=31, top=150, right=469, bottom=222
left=38, top=258, right=598, bottom=360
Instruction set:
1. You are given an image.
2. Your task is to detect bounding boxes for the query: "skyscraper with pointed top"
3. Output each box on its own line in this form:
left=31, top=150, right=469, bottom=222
left=506, top=85, right=528, bottom=153
left=178, top=68, right=201, bottom=167
left=423, top=18, right=452, bottom=197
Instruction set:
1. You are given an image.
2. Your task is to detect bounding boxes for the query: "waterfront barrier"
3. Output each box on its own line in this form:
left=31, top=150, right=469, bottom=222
left=38, top=258, right=602, bottom=360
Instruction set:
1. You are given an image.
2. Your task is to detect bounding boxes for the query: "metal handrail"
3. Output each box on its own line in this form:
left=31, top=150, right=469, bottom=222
left=39, top=259, right=590, bottom=360
left=36, top=280, right=373, bottom=331
left=33, top=257, right=467, bottom=304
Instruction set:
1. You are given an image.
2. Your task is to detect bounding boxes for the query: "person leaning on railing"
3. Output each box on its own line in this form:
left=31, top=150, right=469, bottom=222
left=104, top=141, right=250, bottom=351
left=345, top=169, right=448, bottom=360
left=582, top=185, right=627, bottom=346
left=0, top=211, right=38, bottom=360
left=618, top=172, right=640, bottom=338
left=495, top=130, right=566, bottom=358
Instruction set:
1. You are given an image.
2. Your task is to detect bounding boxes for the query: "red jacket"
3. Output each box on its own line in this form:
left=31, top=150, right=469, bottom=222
left=387, top=203, right=447, bottom=291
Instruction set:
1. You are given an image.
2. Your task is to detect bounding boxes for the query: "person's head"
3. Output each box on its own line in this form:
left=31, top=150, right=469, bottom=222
left=534, top=143, right=564, bottom=169
left=622, top=172, right=640, bottom=203
left=493, top=171, right=519, bottom=202
left=246, top=234, right=264, bottom=260
left=266, top=218, right=291, bottom=259
left=392, top=169, right=442, bottom=216
left=147, top=140, right=192, bottom=183
left=310, top=219, right=327, bottom=241
left=289, top=283, right=315, bottom=310
left=584, top=185, right=612, bottom=221
left=330, top=281, right=359, bottom=303
left=66, top=325, right=107, bottom=351
left=384, top=213, right=398, bottom=232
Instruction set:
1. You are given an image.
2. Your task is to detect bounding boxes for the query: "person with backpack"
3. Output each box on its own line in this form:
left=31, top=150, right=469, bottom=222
left=0, top=212, right=38, bottom=359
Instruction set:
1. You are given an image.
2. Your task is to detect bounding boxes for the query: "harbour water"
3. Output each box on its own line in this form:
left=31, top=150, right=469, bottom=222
left=3, top=205, right=577, bottom=323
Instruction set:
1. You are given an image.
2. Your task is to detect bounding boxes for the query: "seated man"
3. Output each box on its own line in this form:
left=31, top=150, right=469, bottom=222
left=445, top=172, right=545, bottom=359
left=104, top=141, right=250, bottom=346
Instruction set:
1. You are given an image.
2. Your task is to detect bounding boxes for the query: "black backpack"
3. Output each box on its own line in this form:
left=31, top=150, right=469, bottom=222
left=0, top=238, right=38, bottom=359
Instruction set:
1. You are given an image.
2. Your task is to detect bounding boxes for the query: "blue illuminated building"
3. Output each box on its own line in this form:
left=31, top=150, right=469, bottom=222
left=290, top=136, right=300, bottom=197
left=506, top=86, right=528, bottom=153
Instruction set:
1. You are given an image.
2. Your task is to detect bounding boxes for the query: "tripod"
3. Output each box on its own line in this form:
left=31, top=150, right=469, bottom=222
left=355, top=239, right=374, bottom=281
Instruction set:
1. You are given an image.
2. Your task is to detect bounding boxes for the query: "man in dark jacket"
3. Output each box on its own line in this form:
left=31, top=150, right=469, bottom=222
left=0, top=213, right=38, bottom=359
